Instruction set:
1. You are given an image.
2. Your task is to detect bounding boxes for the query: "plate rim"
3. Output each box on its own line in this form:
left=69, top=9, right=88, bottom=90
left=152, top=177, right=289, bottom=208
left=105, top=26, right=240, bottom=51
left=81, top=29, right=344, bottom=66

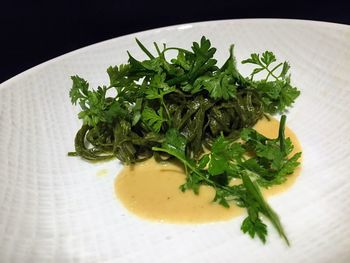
left=1, top=18, right=349, bottom=89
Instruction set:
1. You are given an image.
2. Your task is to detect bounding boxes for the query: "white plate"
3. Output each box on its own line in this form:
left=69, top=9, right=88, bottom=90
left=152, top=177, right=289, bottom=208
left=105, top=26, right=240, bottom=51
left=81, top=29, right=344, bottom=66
left=1, top=19, right=350, bottom=263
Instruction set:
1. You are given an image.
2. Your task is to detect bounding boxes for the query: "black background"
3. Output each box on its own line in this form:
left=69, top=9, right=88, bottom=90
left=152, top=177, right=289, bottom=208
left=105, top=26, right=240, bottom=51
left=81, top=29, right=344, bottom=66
left=1, top=0, right=349, bottom=83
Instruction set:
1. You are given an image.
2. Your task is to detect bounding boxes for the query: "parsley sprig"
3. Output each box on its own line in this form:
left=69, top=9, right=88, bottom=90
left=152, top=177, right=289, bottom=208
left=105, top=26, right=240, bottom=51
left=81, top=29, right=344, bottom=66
left=242, top=51, right=300, bottom=114
left=153, top=115, right=300, bottom=245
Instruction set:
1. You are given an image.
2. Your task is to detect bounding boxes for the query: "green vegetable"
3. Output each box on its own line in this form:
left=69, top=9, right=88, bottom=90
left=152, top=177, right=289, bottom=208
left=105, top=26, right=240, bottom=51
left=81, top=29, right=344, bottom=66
left=69, top=37, right=301, bottom=244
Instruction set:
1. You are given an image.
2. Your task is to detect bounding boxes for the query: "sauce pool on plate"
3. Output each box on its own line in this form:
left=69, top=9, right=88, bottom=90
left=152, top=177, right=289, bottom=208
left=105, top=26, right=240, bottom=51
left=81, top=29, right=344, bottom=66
left=115, top=117, right=302, bottom=223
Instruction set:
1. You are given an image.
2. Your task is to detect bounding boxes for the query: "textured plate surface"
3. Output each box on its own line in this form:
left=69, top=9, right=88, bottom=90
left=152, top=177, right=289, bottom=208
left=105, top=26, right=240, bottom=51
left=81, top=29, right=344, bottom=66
left=1, top=19, right=350, bottom=262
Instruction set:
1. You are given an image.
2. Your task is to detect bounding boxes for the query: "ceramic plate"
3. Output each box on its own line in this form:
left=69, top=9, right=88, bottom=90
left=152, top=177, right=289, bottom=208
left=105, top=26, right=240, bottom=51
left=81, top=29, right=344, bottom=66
left=1, top=19, right=350, bottom=263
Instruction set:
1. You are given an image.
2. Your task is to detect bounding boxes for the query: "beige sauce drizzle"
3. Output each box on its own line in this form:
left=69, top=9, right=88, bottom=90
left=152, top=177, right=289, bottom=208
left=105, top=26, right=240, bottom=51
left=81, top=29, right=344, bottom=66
left=115, top=117, right=302, bottom=223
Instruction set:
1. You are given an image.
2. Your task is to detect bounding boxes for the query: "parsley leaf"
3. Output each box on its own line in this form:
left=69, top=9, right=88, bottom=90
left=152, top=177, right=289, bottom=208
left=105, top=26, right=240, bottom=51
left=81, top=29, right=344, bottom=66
left=187, top=44, right=239, bottom=100
left=241, top=115, right=302, bottom=187
left=242, top=51, right=278, bottom=81
left=142, top=107, right=166, bottom=133
left=189, top=36, right=218, bottom=81
left=70, top=76, right=128, bottom=126
left=241, top=213, right=268, bottom=243
left=144, top=73, right=176, bottom=100
left=154, top=129, right=186, bottom=157
left=199, top=71, right=237, bottom=100
left=70, top=75, right=89, bottom=105
left=208, top=135, right=244, bottom=176
left=256, top=79, right=300, bottom=114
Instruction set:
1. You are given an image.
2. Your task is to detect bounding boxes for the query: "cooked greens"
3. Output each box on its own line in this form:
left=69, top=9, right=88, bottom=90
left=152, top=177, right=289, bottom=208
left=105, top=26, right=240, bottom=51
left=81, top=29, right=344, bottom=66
left=69, top=37, right=301, bottom=244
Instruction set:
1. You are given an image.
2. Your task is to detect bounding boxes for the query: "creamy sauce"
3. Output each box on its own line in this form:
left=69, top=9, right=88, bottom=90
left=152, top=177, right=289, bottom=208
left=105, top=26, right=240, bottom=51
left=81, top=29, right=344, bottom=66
left=115, top=117, right=302, bottom=223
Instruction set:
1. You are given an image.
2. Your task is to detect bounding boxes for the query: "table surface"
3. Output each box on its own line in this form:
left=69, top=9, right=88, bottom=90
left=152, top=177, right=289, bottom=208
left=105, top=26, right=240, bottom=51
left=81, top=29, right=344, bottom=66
left=1, top=0, right=349, bottom=83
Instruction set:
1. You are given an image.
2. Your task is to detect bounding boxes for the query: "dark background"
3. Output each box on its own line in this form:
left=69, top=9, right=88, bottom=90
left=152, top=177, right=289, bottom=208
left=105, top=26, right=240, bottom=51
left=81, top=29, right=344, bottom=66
left=1, top=0, right=349, bottom=83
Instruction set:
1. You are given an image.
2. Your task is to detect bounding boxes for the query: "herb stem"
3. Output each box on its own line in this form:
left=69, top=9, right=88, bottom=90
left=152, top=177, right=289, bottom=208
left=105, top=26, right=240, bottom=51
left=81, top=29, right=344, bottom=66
left=278, top=115, right=287, bottom=154
left=242, top=173, right=290, bottom=246
left=265, top=62, right=282, bottom=81
left=153, top=42, right=162, bottom=56
left=135, top=38, right=155, bottom=59
left=152, top=147, right=214, bottom=186
left=161, top=99, right=172, bottom=126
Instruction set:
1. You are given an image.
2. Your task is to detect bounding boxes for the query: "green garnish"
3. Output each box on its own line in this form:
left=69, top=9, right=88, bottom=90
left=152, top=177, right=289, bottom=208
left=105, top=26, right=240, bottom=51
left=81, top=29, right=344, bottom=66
left=153, top=115, right=299, bottom=245
left=69, top=37, right=301, bottom=244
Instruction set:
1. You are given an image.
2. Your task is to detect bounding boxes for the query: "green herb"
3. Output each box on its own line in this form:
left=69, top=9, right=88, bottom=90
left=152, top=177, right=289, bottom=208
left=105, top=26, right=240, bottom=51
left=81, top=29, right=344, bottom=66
left=153, top=115, right=299, bottom=245
left=69, top=37, right=301, bottom=244
left=240, top=115, right=301, bottom=187
left=242, top=52, right=300, bottom=114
